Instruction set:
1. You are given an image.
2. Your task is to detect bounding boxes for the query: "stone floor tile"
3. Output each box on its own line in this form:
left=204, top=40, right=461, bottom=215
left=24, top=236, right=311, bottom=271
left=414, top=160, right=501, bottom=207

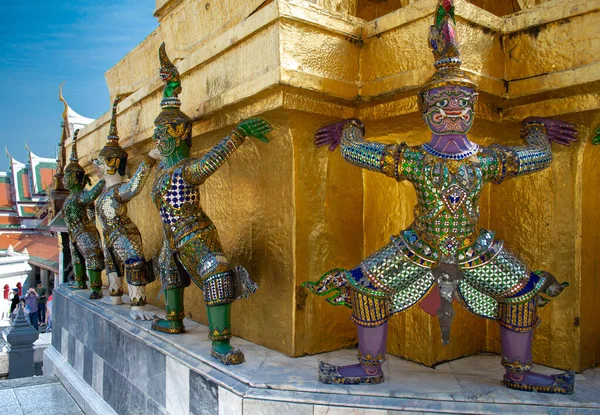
left=582, top=367, right=600, bottom=388
left=537, top=378, right=600, bottom=406
left=0, top=388, right=19, bottom=407
left=1, top=405, right=23, bottom=415
left=0, top=375, right=58, bottom=390
left=388, top=413, right=450, bottom=415
left=387, top=355, right=452, bottom=375
left=242, top=399, right=313, bottom=415
left=314, top=405, right=389, bottom=414
left=447, top=353, right=504, bottom=377
left=454, top=374, right=544, bottom=405
left=14, top=383, right=83, bottom=414
left=387, top=371, right=462, bottom=396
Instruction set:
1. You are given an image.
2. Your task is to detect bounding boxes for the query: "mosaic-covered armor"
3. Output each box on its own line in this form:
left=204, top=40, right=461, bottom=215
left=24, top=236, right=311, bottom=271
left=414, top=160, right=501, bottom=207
left=93, top=96, right=157, bottom=320
left=152, top=146, right=243, bottom=295
left=149, top=43, right=271, bottom=366
left=331, top=121, right=552, bottom=323
left=63, top=129, right=105, bottom=298
left=305, top=0, right=577, bottom=394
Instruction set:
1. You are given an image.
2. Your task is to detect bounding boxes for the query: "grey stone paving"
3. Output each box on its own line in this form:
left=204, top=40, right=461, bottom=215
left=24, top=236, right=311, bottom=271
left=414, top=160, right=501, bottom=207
left=0, top=375, right=83, bottom=415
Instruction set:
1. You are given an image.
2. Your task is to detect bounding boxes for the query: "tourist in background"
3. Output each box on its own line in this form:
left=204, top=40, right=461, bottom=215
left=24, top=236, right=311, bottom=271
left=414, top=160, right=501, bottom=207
left=13, top=299, right=29, bottom=319
left=45, top=294, right=53, bottom=333
left=24, top=288, right=39, bottom=330
left=9, top=289, right=20, bottom=320
left=36, top=282, right=48, bottom=326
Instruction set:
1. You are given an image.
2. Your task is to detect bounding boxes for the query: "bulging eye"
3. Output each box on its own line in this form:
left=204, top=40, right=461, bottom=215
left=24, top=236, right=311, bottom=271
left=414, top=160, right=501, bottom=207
left=436, top=99, right=449, bottom=108
left=459, top=98, right=469, bottom=107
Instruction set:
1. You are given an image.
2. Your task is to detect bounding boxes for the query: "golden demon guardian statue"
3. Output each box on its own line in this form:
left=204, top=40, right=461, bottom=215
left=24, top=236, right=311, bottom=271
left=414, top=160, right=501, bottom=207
left=63, top=130, right=106, bottom=299
left=93, top=95, right=157, bottom=320
left=150, top=43, right=272, bottom=365
left=304, top=0, right=578, bottom=394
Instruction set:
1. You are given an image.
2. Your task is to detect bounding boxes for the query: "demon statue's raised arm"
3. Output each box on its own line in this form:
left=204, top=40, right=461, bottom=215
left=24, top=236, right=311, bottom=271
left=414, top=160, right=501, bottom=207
left=93, top=95, right=157, bottom=320
left=149, top=43, right=272, bottom=366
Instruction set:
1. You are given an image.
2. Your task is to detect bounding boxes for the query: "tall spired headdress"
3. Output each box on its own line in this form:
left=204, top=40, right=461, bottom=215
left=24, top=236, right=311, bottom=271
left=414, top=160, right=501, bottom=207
left=153, top=43, right=192, bottom=147
left=99, top=96, right=128, bottom=175
left=52, top=82, right=70, bottom=192
left=64, top=129, right=85, bottom=178
left=419, top=0, right=476, bottom=94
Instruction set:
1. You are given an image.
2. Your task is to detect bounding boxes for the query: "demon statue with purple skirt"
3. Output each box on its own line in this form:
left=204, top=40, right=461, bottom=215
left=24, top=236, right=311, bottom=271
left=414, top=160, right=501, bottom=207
left=93, top=96, right=157, bottom=320
left=303, top=0, right=578, bottom=394
left=63, top=129, right=106, bottom=299
left=149, top=43, right=272, bottom=365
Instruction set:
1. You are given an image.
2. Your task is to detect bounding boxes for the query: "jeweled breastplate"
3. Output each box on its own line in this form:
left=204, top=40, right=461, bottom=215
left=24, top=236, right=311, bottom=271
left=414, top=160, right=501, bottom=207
left=412, top=154, right=485, bottom=258
left=63, top=193, right=96, bottom=237
left=96, top=186, right=128, bottom=224
left=96, top=185, right=132, bottom=236
left=152, top=161, right=206, bottom=242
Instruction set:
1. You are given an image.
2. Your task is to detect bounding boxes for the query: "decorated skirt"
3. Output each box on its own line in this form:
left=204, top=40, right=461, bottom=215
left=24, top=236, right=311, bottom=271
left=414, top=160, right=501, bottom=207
left=304, top=226, right=546, bottom=323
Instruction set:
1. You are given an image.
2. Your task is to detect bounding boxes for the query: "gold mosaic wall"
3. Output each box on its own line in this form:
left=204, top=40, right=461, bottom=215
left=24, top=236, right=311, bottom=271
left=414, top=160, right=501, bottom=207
left=67, top=0, right=600, bottom=371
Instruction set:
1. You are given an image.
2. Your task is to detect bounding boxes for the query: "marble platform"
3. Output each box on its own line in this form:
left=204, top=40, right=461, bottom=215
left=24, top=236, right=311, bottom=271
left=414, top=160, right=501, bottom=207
left=44, top=285, right=600, bottom=415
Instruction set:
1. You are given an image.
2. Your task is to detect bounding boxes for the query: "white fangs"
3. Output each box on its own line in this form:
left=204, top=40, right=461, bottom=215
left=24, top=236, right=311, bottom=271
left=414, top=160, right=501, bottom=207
left=438, top=108, right=470, bottom=119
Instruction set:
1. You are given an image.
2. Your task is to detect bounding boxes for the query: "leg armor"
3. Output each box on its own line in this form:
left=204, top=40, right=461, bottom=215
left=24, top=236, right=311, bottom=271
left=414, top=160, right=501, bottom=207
left=319, top=320, right=388, bottom=385
left=151, top=287, right=185, bottom=334
left=104, top=247, right=124, bottom=298
left=69, top=241, right=87, bottom=289
left=311, top=268, right=390, bottom=385
left=498, top=272, right=574, bottom=395
left=203, top=271, right=235, bottom=308
left=74, top=232, right=104, bottom=272
left=124, top=256, right=151, bottom=307
left=350, top=285, right=389, bottom=328
left=498, top=296, right=540, bottom=333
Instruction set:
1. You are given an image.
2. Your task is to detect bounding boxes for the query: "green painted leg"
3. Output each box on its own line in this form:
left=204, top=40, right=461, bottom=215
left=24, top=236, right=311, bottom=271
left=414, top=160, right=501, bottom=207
left=207, top=303, right=245, bottom=365
left=152, top=287, right=185, bottom=334
left=88, top=270, right=103, bottom=299
left=68, top=264, right=88, bottom=289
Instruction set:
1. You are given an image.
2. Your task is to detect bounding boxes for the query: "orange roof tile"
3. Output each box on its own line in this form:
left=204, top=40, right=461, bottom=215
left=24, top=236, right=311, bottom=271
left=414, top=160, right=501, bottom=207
left=0, top=182, right=13, bottom=209
left=0, top=234, right=22, bottom=249
left=20, top=173, right=31, bottom=199
left=0, top=216, right=19, bottom=225
left=0, top=233, right=59, bottom=272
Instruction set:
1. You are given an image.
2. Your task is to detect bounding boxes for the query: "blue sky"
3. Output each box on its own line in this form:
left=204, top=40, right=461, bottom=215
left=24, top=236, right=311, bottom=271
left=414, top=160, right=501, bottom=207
left=0, top=0, right=157, bottom=172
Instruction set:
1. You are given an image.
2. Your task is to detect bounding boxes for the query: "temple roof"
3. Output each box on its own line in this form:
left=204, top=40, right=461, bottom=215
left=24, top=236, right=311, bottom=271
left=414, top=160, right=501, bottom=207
left=0, top=233, right=58, bottom=272
left=0, top=172, right=14, bottom=213
left=26, top=144, right=57, bottom=196
left=5, top=153, right=32, bottom=206
left=64, top=103, right=95, bottom=140
left=3, top=144, right=58, bottom=223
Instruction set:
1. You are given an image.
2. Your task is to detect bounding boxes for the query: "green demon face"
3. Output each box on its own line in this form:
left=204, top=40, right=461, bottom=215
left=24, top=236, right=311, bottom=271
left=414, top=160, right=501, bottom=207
left=153, top=121, right=191, bottom=157
left=63, top=168, right=83, bottom=190
left=153, top=124, right=177, bottom=157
